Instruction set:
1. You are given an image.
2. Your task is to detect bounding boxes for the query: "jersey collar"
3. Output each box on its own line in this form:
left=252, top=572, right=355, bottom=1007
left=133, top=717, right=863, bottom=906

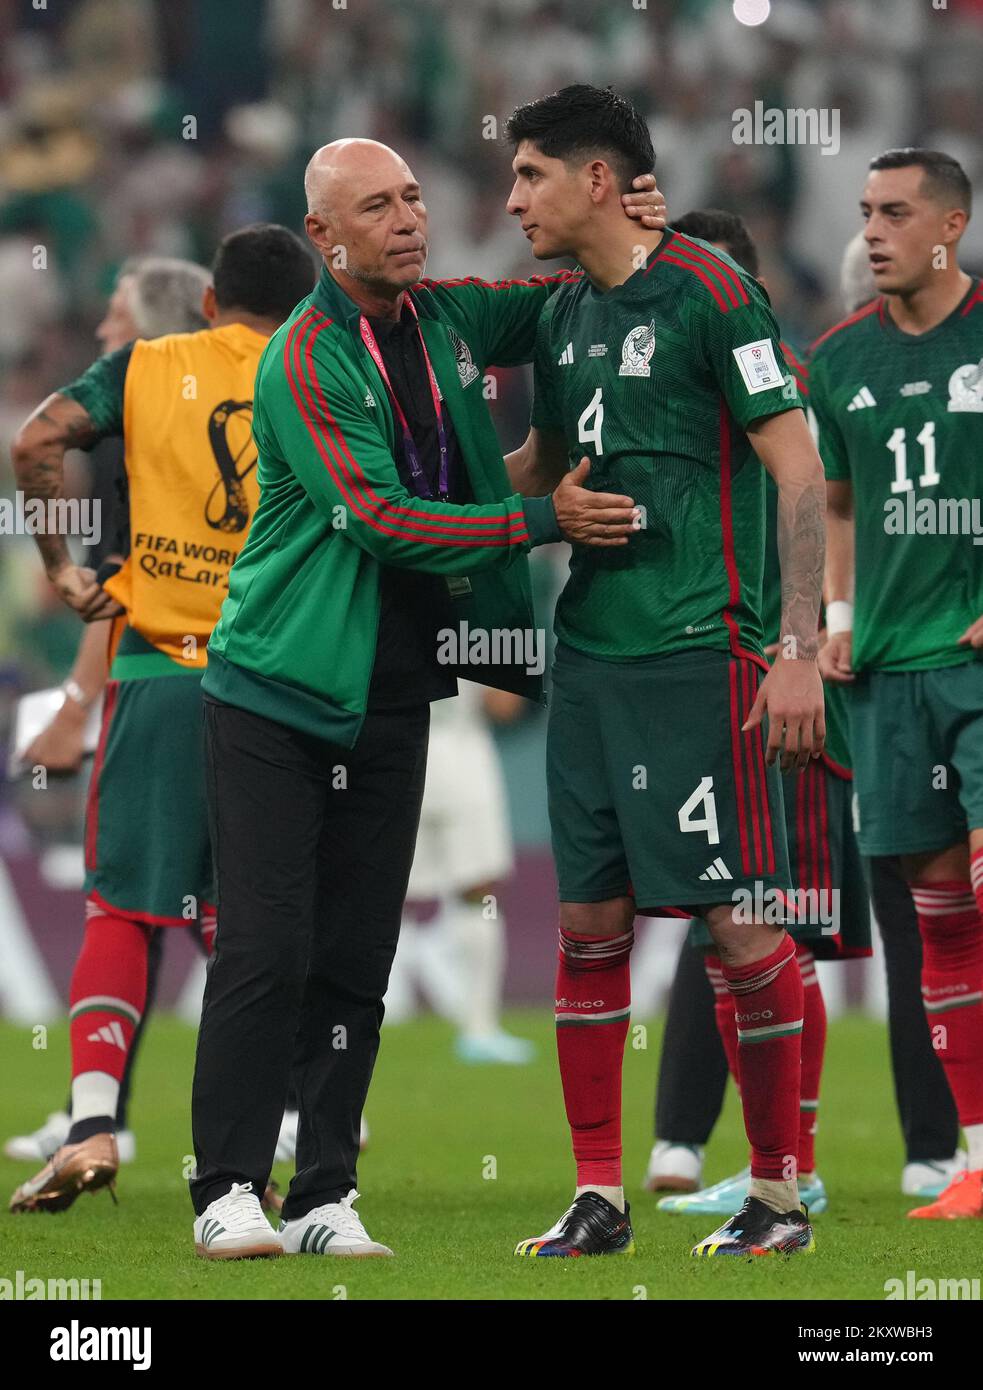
left=313, top=265, right=438, bottom=349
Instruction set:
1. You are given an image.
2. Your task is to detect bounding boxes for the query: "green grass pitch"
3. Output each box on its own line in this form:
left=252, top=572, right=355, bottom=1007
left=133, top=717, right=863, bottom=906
left=1, top=1011, right=976, bottom=1301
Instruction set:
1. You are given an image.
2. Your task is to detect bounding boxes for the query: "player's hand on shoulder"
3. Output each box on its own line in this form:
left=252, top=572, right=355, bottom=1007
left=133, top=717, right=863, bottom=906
left=818, top=629, right=854, bottom=683
left=743, top=649, right=826, bottom=773
left=957, top=615, right=983, bottom=650
left=49, top=563, right=125, bottom=622
left=622, top=174, right=666, bottom=229
left=552, top=457, right=640, bottom=547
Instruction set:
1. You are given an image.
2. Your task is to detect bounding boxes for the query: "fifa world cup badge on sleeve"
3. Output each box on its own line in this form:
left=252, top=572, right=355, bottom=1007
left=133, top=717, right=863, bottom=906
left=733, top=339, right=784, bottom=394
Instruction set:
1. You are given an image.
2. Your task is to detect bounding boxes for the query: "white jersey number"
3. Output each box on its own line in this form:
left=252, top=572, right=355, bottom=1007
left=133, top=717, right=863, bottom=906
left=577, top=387, right=604, bottom=457
left=678, top=776, right=720, bottom=845
left=887, top=421, right=939, bottom=494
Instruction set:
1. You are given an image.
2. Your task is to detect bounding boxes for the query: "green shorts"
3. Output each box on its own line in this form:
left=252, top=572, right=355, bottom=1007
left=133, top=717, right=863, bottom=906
left=84, top=630, right=214, bottom=926
left=689, top=757, right=872, bottom=958
left=849, top=662, right=983, bottom=857
left=546, top=643, right=791, bottom=911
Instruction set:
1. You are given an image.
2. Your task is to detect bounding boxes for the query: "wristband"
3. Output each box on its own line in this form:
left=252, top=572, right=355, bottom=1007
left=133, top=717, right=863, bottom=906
left=825, top=601, right=853, bottom=637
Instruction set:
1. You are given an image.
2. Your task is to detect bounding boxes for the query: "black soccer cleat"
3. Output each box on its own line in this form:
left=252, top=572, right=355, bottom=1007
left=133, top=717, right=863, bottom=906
left=514, top=1192, right=636, bottom=1257
left=691, top=1195, right=815, bottom=1258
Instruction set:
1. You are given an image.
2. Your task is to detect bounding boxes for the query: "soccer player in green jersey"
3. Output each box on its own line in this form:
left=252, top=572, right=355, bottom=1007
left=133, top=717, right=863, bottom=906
left=503, top=86, right=827, bottom=1259
left=813, top=149, right=983, bottom=1220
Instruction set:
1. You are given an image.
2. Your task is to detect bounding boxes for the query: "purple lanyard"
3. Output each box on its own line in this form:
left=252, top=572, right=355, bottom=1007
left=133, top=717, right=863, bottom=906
left=359, top=298, right=450, bottom=502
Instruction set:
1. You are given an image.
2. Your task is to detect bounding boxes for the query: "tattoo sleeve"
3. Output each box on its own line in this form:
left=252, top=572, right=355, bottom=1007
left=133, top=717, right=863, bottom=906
left=12, top=394, right=99, bottom=575
left=776, top=477, right=826, bottom=661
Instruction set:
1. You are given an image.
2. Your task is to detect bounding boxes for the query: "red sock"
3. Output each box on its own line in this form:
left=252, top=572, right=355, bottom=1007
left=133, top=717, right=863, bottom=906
left=912, top=880, right=983, bottom=1128
left=555, top=926, right=632, bottom=1188
left=722, top=932, right=803, bottom=1182
left=796, top=944, right=826, bottom=1174
left=705, top=953, right=739, bottom=1085
left=70, top=902, right=150, bottom=1088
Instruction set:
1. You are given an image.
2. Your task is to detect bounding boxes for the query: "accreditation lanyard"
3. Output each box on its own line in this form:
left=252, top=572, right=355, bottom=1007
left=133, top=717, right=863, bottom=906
left=359, top=299, right=450, bottom=501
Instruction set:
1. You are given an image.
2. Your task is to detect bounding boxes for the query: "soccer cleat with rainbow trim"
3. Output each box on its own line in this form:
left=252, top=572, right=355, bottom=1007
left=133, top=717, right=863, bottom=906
left=691, top=1195, right=815, bottom=1257
left=514, top=1192, right=635, bottom=1258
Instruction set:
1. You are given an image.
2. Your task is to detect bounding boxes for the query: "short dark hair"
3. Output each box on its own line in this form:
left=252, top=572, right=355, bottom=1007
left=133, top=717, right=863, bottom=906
left=868, top=148, right=972, bottom=217
left=672, top=209, right=759, bottom=279
left=505, top=84, right=655, bottom=191
left=211, top=223, right=316, bottom=322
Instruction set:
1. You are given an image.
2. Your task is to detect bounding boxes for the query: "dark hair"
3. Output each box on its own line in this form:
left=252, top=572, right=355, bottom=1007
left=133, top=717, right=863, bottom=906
left=505, top=84, right=654, bottom=191
left=868, top=148, right=972, bottom=217
left=673, top=208, right=759, bottom=278
left=212, top=223, right=316, bottom=321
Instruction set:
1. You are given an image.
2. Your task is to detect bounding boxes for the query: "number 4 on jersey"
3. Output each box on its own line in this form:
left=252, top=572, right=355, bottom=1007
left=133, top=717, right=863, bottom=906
left=678, top=776, right=720, bottom=844
left=577, top=387, right=604, bottom=456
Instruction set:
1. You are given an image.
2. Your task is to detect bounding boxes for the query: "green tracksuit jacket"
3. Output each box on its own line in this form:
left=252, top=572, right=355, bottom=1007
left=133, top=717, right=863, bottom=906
left=203, top=264, right=574, bottom=745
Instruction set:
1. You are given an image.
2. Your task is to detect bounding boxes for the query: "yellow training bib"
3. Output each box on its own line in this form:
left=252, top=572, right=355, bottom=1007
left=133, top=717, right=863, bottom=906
left=104, top=323, right=269, bottom=666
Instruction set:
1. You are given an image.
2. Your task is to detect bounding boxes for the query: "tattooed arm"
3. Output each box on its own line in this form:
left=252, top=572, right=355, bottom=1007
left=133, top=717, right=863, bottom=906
left=743, top=409, right=827, bottom=770
left=11, top=394, right=124, bottom=620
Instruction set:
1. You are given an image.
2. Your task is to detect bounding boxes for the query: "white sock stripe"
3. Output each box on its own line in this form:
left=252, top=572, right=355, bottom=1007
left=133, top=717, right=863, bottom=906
left=70, top=995, right=141, bottom=1025
left=726, top=950, right=793, bottom=995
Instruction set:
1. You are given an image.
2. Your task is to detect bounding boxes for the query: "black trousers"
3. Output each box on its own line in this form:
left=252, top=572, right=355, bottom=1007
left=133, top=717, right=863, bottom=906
left=190, top=697, right=429, bottom=1218
left=654, top=857, right=958, bottom=1164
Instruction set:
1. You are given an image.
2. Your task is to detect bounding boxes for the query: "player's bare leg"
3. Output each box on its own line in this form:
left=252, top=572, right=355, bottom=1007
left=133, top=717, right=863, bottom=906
left=514, top=897, right=636, bottom=1257
left=905, top=835, right=983, bottom=1219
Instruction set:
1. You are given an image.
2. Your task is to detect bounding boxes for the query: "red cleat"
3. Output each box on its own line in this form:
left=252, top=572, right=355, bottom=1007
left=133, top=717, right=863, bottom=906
left=908, top=1169, right=983, bottom=1220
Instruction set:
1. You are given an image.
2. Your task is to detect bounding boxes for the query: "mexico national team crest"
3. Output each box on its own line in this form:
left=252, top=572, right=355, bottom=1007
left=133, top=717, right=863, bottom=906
left=448, top=330, right=480, bottom=388
left=619, top=321, right=656, bottom=377
left=947, top=359, right=983, bottom=412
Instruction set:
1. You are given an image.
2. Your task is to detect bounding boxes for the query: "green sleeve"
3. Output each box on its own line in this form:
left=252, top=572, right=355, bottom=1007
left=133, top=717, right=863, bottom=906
left=260, top=339, right=560, bottom=572
left=808, top=353, right=851, bottom=481
left=58, top=343, right=133, bottom=443
left=530, top=303, right=563, bottom=432
left=425, top=273, right=574, bottom=369
left=689, top=285, right=802, bottom=430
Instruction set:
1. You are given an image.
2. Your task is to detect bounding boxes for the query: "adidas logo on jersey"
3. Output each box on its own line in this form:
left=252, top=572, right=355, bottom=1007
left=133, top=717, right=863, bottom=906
left=699, top=857, right=732, bottom=881
left=87, top=1021, right=127, bottom=1050
left=846, top=386, right=877, bottom=410
left=558, top=342, right=574, bottom=366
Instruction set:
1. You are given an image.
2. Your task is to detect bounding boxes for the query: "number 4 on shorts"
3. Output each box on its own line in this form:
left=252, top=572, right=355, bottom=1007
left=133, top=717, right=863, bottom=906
left=678, top=776, right=720, bottom=844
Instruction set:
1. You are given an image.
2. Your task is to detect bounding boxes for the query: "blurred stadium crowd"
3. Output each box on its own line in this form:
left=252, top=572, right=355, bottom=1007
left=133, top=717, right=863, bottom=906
left=1, top=0, right=982, bottom=829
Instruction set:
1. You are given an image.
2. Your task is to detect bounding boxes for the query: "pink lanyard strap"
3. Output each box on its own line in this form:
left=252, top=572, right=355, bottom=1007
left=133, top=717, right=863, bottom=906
left=359, top=298, right=450, bottom=501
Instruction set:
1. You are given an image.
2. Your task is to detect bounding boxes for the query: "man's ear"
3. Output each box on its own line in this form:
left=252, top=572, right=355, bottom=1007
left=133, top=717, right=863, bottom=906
left=304, top=212, right=333, bottom=259
left=202, top=284, right=218, bottom=323
left=588, top=159, right=622, bottom=207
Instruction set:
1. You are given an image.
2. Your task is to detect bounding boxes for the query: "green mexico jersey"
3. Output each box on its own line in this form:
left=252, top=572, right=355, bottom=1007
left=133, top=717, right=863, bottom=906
left=810, top=280, right=983, bottom=673
left=532, top=230, right=802, bottom=663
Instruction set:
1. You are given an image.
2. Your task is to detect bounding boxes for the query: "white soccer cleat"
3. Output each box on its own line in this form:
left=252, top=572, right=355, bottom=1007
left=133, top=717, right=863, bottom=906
left=901, top=1150, right=967, bottom=1199
left=4, top=1111, right=71, bottom=1162
left=4, top=1114, right=136, bottom=1165
left=643, top=1140, right=705, bottom=1193
left=279, top=1189, right=393, bottom=1257
left=194, top=1182, right=283, bottom=1260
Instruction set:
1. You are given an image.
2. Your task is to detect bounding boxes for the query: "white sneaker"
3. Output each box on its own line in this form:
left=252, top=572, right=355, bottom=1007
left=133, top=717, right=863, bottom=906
left=4, top=1115, right=136, bottom=1165
left=643, top=1140, right=704, bottom=1193
left=279, top=1189, right=393, bottom=1257
left=193, top=1181, right=283, bottom=1260
left=901, top=1150, right=967, bottom=1199
left=4, top=1111, right=71, bottom=1162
